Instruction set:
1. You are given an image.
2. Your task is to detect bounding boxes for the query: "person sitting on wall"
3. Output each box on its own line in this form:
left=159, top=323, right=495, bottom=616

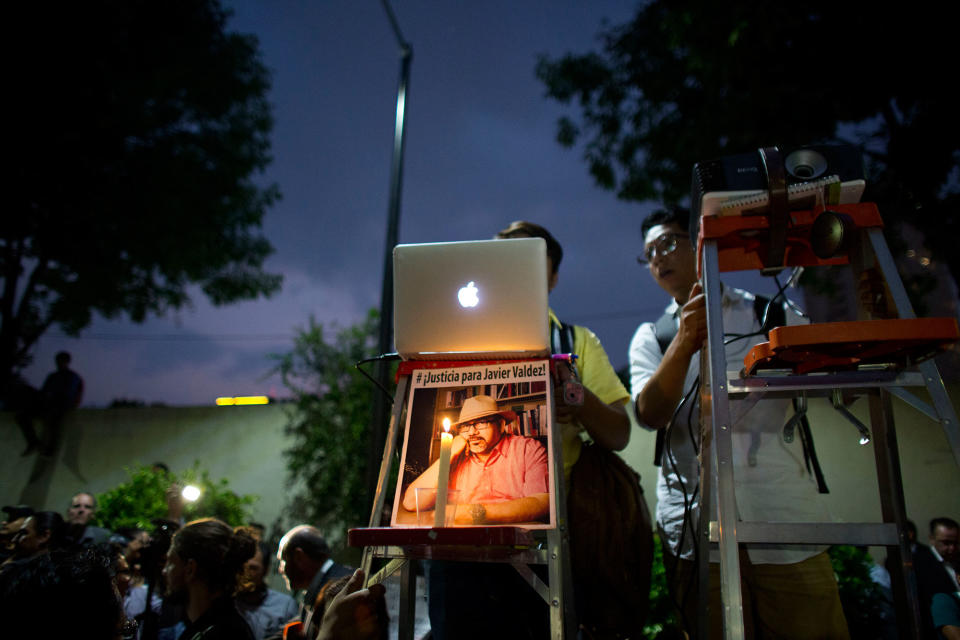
left=17, top=351, right=84, bottom=457
left=402, top=394, right=550, bottom=525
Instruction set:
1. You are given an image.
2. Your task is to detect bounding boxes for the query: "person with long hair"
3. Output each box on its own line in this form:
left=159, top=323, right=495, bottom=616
left=162, top=518, right=256, bottom=640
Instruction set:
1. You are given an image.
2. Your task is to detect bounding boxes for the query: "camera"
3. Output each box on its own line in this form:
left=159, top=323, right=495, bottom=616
left=139, top=519, right=179, bottom=588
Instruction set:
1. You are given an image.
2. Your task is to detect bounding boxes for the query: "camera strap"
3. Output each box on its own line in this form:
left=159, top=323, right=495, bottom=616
left=550, top=318, right=575, bottom=355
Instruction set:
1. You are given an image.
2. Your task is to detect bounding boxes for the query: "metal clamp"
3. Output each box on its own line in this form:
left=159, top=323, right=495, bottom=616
left=782, top=393, right=807, bottom=443
left=831, top=389, right=872, bottom=445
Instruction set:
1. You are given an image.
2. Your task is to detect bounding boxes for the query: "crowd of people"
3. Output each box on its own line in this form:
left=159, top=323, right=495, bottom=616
left=0, top=494, right=387, bottom=640
left=3, top=218, right=959, bottom=639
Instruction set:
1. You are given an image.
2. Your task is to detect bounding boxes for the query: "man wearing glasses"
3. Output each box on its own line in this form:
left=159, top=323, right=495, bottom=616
left=402, top=394, right=549, bottom=525
left=628, top=207, right=848, bottom=639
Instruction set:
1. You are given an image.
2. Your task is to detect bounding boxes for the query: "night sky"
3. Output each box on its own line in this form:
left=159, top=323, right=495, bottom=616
left=22, top=1, right=771, bottom=406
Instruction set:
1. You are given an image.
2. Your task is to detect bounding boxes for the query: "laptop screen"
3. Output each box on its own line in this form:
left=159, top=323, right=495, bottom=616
left=393, top=238, right=550, bottom=360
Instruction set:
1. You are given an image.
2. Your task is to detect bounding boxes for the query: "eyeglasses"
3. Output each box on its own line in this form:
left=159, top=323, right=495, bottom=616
left=637, top=232, right=689, bottom=265
left=458, top=420, right=495, bottom=434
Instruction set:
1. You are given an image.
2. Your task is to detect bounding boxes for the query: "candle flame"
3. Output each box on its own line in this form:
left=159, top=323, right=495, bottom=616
left=442, top=417, right=451, bottom=433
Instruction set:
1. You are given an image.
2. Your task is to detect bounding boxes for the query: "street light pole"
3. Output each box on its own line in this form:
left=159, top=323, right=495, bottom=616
left=367, top=0, right=411, bottom=512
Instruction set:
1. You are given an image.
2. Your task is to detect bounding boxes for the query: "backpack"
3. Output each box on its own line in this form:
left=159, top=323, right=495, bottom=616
left=552, top=320, right=654, bottom=638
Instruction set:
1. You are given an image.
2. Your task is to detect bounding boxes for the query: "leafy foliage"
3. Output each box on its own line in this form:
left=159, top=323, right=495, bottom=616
left=828, top=545, right=892, bottom=640
left=3, top=0, right=282, bottom=385
left=94, top=463, right=257, bottom=531
left=94, top=466, right=172, bottom=531
left=537, top=1, right=960, bottom=286
left=272, top=310, right=393, bottom=550
left=643, top=533, right=678, bottom=639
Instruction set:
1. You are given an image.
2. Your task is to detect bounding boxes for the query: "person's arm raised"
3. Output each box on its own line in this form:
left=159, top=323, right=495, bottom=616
left=634, top=283, right=706, bottom=429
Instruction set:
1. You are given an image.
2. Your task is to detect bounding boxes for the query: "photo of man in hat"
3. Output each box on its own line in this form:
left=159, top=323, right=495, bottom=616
left=401, top=394, right=549, bottom=525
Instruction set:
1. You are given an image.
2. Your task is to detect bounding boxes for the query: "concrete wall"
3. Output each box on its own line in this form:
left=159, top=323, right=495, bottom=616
left=1, top=405, right=292, bottom=536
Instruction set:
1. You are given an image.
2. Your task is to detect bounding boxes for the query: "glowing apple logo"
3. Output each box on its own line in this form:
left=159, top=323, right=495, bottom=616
left=457, top=281, right=479, bottom=308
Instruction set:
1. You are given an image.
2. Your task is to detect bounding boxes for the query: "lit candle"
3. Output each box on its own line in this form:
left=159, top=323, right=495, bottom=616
left=434, top=418, right=453, bottom=527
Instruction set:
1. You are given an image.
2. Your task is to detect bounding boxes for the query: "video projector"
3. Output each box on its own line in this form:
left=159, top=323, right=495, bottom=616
left=690, top=144, right=866, bottom=271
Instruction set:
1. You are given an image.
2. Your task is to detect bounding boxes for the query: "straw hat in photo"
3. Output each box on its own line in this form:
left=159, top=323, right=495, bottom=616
left=454, top=395, right=516, bottom=426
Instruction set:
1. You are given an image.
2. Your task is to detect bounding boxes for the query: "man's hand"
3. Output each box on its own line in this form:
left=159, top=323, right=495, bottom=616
left=675, top=282, right=707, bottom=357
left=451, top=433, right=468, bottom=458
left=453, top=502, right=480, bottom=525
left=552, top=355, right=629, bottom=450
left=453, top=494, right=550, bottom=525
left=634, top=281, right=706, bottom=429
left=402, top=433, right=470, bottom=511
left=316, top=569, right=388, bottom=640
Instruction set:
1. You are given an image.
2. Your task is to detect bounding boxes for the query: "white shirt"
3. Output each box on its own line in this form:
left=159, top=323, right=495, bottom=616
left=629, top=285, right=830, bottom=564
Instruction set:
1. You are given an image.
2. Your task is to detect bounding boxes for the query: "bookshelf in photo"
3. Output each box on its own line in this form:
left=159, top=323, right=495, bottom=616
left=428, top=381, right=548, bottom=461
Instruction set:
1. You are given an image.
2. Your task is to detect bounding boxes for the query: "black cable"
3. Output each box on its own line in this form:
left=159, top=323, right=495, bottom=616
left=780, top=270, right=810, bottom=319
left=662, top=375, right=702, bottom=631
left=354, top=353, right=401, bottom=401
left=685, top=377, right=701, bottom=458
left=663, top=433, right=694, bottom=632
left=667, top=275, right=811, bottom=630
left=722, top=273, right=790, bottom=346
left=676, top=377, right=703, bottom=624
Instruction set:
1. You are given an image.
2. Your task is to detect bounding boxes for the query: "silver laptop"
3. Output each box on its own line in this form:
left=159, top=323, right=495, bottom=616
left=393, top=238, right=550, bottom=360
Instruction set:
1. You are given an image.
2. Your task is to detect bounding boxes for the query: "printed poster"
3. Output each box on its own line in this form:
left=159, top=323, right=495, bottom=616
left=390, top=361, right=555, bottom=528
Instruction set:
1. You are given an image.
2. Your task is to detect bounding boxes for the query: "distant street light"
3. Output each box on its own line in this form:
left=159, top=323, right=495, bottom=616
left=367, top=0, right=412, bottom=510
left=181, top=484, right=202, bottom=502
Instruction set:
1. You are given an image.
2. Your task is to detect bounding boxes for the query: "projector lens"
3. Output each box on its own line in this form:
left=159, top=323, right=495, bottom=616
left=785, top=149, right=828, bottom=180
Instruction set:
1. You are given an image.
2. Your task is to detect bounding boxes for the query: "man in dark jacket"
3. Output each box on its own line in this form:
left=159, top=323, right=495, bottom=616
left=914, top=517, right=960, bottom=637
left=276, top=525, right=354, bottom=634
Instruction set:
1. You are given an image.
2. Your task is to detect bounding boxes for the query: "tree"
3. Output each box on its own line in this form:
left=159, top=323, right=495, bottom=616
left=272, top=310, right=394, bottom=550
left=3, top=0, right=281, bottom=388
left=536, top=1, right=960, bottom=287
left=827, top=545, right=891, bottom=640
left=94, top=463, right=258, bottom=531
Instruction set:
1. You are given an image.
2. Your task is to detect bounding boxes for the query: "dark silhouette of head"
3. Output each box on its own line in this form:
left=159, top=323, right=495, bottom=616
left=55, top=351, right=71, bottom=370
left=496, top=220, right=563, bottom=277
